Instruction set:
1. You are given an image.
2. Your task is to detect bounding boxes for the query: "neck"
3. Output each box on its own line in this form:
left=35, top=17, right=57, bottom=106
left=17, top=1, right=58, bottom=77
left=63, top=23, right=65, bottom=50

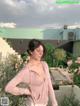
left=29, top=56, right=41, bottom=64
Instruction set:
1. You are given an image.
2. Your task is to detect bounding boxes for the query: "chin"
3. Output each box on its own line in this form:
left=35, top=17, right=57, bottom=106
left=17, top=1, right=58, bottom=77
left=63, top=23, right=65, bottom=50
left=37, top=58, right=41, bottom=61
left=36, top=56, right=42, bottom=61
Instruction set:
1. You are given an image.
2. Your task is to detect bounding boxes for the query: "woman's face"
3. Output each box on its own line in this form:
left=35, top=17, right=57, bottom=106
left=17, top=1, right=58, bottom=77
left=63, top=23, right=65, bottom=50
left=31, top=45, right=44, bottom=60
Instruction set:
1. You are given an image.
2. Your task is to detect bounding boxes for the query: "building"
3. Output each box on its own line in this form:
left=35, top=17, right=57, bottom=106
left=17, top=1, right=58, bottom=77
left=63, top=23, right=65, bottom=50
left=0, top=27, right=80, bottom=57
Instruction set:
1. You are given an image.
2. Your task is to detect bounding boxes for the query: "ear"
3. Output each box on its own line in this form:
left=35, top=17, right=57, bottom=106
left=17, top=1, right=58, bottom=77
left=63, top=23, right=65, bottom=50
left=30, top=51, right=32, bottom=55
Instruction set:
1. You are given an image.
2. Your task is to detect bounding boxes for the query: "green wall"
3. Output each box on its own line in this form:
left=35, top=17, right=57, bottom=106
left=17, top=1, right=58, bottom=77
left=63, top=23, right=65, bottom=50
left=73, top=41, right=80, bottom=57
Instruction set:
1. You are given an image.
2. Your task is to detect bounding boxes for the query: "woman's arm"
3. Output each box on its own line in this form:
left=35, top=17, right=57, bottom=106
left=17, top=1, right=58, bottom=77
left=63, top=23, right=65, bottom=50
left=43, top=62, right=58, bottom=106
left=5, top=65, right=31, bottom=96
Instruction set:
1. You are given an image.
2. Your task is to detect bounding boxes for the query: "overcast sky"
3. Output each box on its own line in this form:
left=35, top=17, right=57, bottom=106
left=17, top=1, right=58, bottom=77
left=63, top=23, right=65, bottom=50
left=0, top=0, right=80, bottom=28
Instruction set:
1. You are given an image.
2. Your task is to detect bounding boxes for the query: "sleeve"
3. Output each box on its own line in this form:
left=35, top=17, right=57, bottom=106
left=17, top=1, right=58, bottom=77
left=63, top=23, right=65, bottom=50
left=5, top=65, right=31, bottom=96
left=44, top=62, right=58, bottom=106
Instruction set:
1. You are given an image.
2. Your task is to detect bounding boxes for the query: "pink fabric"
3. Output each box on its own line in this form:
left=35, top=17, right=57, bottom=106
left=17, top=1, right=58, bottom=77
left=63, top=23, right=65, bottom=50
left=25, top=96, right=47, bottom=106
left=5, top=61, right=58, bottom=106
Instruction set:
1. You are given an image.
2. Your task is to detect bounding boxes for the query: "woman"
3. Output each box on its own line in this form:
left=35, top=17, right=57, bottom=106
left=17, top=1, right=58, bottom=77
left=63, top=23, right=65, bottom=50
left=5, top=39, right=58, bottom=106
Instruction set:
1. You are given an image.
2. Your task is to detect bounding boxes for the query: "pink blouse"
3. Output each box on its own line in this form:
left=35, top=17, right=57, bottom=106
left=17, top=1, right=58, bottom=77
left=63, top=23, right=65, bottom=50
left=5, top=61, right=58, bottom=106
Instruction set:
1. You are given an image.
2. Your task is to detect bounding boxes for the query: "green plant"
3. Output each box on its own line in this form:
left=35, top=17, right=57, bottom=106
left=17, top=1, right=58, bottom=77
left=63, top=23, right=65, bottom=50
left=53, top=48, right=67, bottom=67
left=60, top=94, right=80, bottom=106
left=66, top=55, right=80, bottom=87
left=21, top=51, right=28, bottom=62
left=66, top=52, right=75, bottom=61
left=44, top=43, right=55, bottom=67
left=54, top=48, right=66, bottom=61
left=0, top=54, right=26, bottom=106
left=69, top=62, right=80, bottom=72
left=73, top=73, right=80, bottom=87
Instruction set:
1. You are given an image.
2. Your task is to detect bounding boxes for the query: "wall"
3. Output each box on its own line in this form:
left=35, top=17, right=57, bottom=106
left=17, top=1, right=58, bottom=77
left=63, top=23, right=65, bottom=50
left=73, top=41, right=80, bottom=57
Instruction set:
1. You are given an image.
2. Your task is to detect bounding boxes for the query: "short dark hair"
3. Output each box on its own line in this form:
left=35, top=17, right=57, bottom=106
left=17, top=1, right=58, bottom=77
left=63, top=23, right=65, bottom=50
left=27, top=39, right=46, bottom=58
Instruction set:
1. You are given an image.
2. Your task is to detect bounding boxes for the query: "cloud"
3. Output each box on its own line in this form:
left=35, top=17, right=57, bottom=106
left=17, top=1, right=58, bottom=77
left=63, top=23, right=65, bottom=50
left=3, top=0, right=68, bottom=14
left=32, top=0, right=56, bottom=12
left=5, top=0, right=16, bottom=7
left=0, top=22, right=16, bottom=28
left=39, top=23, right=62, bottom=29
left=0, top=0, right=80, bottom=27
left=3, top=0, right=28, bottom=15
left=5, top=0, right=27, bottom=7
